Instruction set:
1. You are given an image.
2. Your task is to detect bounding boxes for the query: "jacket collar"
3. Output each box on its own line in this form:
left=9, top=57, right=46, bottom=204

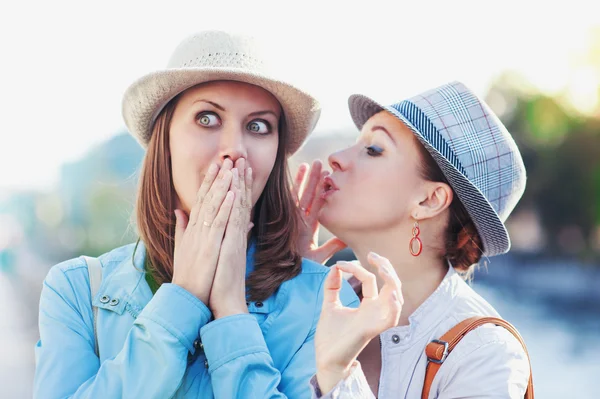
left=92, top=242, right=151, bottom=316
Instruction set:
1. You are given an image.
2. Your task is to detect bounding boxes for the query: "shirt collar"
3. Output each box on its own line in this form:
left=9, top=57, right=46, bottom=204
left=381, top=264, right=462, bottom=344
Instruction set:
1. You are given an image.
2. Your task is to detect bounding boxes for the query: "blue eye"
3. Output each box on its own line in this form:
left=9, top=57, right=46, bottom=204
left=196, top=112, right=221, bottom=127
left=365, top=145, right=383, bottom=156
left=247, top=119, right=271, bottom=134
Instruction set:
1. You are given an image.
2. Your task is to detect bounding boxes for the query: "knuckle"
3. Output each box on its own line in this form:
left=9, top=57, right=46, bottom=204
left=213, top=218, right=226, bottom=229
left=232, top=217, right=242, bottom=227
left=205, top=205, right=216, bottom=215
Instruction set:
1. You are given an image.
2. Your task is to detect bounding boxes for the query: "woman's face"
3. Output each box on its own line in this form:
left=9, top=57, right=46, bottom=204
left=169, top=80, right=281, bottom=214
left=319, top=111, right=429, bottom=236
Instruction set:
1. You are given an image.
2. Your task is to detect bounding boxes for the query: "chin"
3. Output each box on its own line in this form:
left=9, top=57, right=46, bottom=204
left=319, top=206, right=351, bottom=239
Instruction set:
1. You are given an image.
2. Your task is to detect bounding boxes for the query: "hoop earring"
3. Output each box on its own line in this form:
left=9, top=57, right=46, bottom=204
left=409, top=221, right=423, bottom=257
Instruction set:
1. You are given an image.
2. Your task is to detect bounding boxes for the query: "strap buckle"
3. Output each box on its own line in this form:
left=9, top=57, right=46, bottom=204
left=427, top=339, right=449, bottom=364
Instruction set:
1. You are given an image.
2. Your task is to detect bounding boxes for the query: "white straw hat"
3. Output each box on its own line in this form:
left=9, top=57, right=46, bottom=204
left=122, top=30, right=321, bottom=154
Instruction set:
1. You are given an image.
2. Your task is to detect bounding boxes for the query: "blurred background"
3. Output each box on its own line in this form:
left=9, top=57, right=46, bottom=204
left=1, top=0, right=599, bottom=397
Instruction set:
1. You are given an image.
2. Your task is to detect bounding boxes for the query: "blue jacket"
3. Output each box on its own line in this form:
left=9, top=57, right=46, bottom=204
left=34, top=242, right=359, bottom=398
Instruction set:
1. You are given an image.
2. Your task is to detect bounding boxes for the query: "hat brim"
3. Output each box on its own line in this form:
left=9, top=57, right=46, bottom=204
left=348, top=94, right=510, bottom=258
left=122, top=67, right=321, bottom=154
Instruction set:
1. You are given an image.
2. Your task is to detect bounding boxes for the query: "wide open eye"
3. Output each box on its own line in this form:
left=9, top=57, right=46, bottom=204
left=196, top=112, right=221, bottom=127
left=247, top=119, right=271, bottom=135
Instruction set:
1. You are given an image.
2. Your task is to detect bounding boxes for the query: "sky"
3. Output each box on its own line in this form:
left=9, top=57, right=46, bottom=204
left=0, top=0, right=598, bottom=191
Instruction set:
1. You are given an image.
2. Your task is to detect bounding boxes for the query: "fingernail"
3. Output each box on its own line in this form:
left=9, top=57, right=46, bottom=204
left=370, top=251, right=381, bottom=259
left=208, top=163, right=217, bottom=173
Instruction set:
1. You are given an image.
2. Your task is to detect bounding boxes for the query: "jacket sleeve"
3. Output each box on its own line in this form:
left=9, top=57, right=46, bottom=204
left=33, top=263, right=212, bottom=399
left=309, top=361, right=376, bottom=399
left=201, top=277, right=360, bottom=398
left=436, top=329, right=531, bottom=399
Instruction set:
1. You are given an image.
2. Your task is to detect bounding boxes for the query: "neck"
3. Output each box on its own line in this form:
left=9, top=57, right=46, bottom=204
left=345, top=226, right=449, bottom=326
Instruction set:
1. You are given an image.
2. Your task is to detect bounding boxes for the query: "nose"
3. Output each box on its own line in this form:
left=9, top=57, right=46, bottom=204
left=328, top=147, right=350, bottom=172
left=218, top=127, right=247, bottom=164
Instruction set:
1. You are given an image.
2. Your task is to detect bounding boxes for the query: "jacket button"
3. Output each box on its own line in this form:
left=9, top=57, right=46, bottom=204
left=255, top=302, right=264, bottom=308
left=392, top=334, right=400, bottom=344
left=99, top=295, right=110, bottom=304
left=193, top=339, right=203, bottom=352
left=109, top=298, right=120, bottom=306
left=204, top=359, right=209, bottom=369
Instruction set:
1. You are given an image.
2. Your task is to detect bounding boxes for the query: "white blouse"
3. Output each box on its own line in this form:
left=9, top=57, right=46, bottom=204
left=311, top=266, right=531, bottom=398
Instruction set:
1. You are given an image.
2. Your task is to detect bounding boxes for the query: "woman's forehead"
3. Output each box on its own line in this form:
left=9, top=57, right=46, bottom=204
left=179, top=80, right=281, bottom=112
left=362, top=111, right=413, bottom=141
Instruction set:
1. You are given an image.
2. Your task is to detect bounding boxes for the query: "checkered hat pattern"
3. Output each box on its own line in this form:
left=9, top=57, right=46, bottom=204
left=348, top=81, right=526, bottom=257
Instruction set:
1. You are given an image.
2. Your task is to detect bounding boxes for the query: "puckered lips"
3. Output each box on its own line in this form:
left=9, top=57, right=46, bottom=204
left=321, top=176, right=339, bottom=200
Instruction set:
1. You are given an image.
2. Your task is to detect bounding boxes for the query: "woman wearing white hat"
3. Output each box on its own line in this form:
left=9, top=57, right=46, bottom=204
left=33, top=30, right=358, bottom=398
left=296, top=82, right=534, bottom=398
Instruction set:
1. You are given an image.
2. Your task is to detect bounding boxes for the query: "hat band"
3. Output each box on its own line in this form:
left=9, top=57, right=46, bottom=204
left=390, top=101, right=467, bottom=176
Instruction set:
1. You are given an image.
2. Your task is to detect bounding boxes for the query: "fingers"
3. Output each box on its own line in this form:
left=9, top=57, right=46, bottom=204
left=322, top=264, right=343, bottom=305
left=245, top=166, right=253, bottom=211
left=335, top=261, right=378, bottom=299
left=292, top=163, right=309, bottom=202
left=202, top=190, right=235, bottom=281
left=228, top=168, right=245, bottom=230
left=236, top=158, right=246, bottom=208
left=189, top=163, right=220, bottom=226
left=312, top=237, right=347, bottom=264
left=208, top=190, right=236, bottom=238
left=234, top=158, right=252, bottom=212
left=174, top=209, right=188, bottom=250
left=200, top=167, right=233, bottom=229
left=298, top=160, right=322, bottom=213
left=367, top=252, right=403, bottom=325
left=367, top=252, right=402, bottom=302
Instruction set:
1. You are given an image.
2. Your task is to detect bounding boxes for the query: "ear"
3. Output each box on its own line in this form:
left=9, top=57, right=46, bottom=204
left=412, top=181, right=453, bottom=220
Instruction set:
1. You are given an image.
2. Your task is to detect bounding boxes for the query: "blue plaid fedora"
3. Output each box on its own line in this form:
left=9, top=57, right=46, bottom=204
left=348, top=81, right=526, bottom=257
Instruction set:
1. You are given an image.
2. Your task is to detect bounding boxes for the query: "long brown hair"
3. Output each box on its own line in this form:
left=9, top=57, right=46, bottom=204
left=416, top=141, right=484, bottom=277
left=136, top=94, right=302, bottom=301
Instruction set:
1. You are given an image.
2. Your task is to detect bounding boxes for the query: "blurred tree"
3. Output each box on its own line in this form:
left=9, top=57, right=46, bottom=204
left=487, top=70, right=600, bottom=260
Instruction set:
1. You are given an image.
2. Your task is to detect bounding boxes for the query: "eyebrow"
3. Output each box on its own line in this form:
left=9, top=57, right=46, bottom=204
left=372, top=125, right=396, bottom=144
left=248, top=110, right=279, bottom=119
left=193, top=99, right=279, bottom=119
left=194, top=99, right=225, bottom=111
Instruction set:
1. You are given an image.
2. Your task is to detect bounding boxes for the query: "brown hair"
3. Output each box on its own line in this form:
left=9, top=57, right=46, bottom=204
left=135, top=94, right=302, bottom=301
left=416, top=140, right=483, bottom=277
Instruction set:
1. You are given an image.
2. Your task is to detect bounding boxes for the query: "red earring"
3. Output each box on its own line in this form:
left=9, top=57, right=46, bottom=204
left=409, top=221, right=422, bottom=256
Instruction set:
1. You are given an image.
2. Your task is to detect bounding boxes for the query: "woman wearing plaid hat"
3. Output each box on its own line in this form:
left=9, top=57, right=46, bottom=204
left=297, top=81, right=533, bottom=398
